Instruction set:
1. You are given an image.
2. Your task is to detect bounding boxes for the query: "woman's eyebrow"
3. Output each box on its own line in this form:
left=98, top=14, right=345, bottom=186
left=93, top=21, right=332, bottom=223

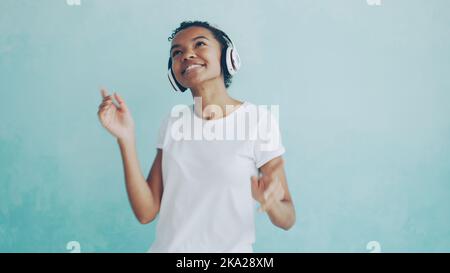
left=192, top=35, right=209, bottom=41
left=170, top=35, right=210, bottom=52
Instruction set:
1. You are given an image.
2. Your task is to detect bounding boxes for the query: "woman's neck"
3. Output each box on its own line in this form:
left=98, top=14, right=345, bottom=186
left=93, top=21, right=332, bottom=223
left=190, top=79, right=242, bottom=120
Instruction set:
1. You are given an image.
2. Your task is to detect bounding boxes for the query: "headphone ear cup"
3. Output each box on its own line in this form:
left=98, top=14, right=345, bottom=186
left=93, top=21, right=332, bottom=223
left=220, top=46, right=229, bottom=76
left=231, top=48, right=241, bottom=71
left=225, top=47, right=235, bottom=75
left=225, top=47, right=241, bottom=76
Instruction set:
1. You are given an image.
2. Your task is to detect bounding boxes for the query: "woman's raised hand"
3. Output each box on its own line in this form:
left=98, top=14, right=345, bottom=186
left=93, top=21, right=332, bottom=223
left=97, top=88, right=135, bottom=141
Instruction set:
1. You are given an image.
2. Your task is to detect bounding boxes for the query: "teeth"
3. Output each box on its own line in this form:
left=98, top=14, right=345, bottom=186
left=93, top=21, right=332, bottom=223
left=184, top=64, right=203, bottom=74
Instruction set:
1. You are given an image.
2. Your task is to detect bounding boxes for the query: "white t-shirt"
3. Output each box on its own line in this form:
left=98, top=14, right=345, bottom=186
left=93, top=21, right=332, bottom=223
left=148, top=101, right=285, bottom=253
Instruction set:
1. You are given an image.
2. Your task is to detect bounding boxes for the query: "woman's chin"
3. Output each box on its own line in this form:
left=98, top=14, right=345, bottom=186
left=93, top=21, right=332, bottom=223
left=181, top=78, right=205, bottom=89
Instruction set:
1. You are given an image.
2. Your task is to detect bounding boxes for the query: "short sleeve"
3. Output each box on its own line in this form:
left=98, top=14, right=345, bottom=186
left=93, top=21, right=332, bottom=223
left=156, top=114, right=170, bottom=150
left=253, top=107, right=285, bottom=168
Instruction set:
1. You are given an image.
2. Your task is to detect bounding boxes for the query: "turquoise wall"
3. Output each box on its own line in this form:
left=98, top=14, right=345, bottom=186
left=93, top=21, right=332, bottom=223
left=1, top=0, right=449, bottom=252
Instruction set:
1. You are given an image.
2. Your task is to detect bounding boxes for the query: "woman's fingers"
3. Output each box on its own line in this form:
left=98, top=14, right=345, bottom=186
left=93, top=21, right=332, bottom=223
left=260, top=187, right=284, bottom=212
left=99, top=92, right=120, bottom=111
left=259, top=176, right=284, bottom=212
left=251, top=176, right=260, bottom=190
left=98, top=100, right=115, bottom=124
left=261, top=195, right=277, bottom=212
left=100, top=88, right=120, bottom=107
left=98, top=100, right=112, bottom=109
left=113, top=92, right=128, bottom=112
left=100, top=103, right=117, bottom=126
left=100, top=88, right=108, bottom=98
left=113, top=92, right=122, bottom=104
left=98, top=104, right=109, bottom=120
left=97, top=89, right=122, bottom=128
left=267, top=182, right=285, bottom=203
left=263, top=177, right=278, bottom=201
left=250, top=176, right=263, bottom=201
left=101, top=96, right=113, bottom=105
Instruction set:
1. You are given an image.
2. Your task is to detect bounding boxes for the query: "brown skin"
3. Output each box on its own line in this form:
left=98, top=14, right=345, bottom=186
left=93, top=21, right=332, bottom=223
left=97, top=26, right=295, bottom=230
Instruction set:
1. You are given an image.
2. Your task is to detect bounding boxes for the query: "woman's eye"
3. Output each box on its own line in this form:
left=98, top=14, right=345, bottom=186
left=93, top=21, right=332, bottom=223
left=196, top=41, right=206, bottom=47
left=172, top=51, right=181, bottom=57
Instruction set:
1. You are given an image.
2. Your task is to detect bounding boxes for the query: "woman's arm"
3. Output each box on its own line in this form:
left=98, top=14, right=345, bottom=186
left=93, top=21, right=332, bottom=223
left=97, top=88, right=163, bottom=224
left=251, top=156, right=296, bottom=230
left=118, top=137, right=163, bottom=224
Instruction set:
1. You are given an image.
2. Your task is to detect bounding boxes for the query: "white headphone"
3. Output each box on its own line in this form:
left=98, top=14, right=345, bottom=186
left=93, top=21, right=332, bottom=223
left=167, top=31, right=241, bottom=92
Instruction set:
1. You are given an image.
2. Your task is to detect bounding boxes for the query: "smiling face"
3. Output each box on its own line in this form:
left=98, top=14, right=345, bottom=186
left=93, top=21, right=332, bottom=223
left=170, top=26, right=224, bottom=90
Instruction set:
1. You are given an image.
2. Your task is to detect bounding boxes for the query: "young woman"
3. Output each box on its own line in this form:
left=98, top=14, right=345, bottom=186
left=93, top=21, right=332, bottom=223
left=97, top=21, right=295, bottom=252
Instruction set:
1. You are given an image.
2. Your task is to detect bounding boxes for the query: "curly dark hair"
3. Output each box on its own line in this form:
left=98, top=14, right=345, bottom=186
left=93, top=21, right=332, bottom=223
left=168, top=21, right=233, bottom=88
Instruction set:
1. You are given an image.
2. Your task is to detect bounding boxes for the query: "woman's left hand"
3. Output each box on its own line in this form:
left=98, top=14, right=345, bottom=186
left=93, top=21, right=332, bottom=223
left=251, top=173, right=285, bottom=213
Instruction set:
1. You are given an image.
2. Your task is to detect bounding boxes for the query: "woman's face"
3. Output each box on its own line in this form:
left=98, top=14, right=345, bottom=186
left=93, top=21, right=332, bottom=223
left=170, top=26, right=224, bottom=89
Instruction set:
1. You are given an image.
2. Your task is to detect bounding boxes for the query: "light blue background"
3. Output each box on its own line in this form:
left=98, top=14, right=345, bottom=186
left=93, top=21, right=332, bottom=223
left=1, top=0, right=449, bottom=252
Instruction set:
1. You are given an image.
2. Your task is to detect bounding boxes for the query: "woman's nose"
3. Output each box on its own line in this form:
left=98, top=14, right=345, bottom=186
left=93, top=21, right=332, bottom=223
left=182, top=50, right=196, bottom=61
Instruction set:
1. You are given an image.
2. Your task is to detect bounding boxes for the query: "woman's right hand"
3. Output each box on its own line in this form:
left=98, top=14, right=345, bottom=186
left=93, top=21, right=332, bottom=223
left=97, top=88, right=135, bottom=141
